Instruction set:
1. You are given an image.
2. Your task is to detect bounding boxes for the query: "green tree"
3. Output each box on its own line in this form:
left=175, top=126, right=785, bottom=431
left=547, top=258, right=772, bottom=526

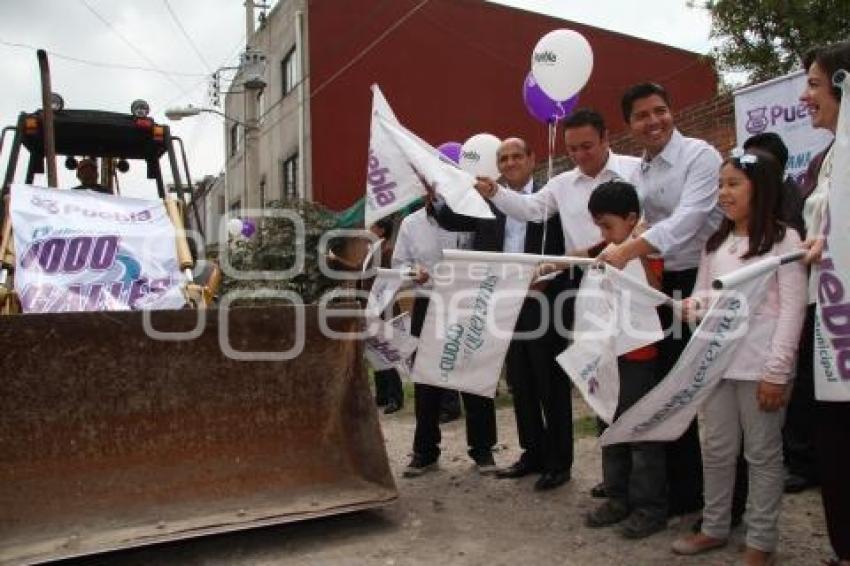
left=697, top=0, right=850, bottom=82
left=221, top=198, right=344, bottom=304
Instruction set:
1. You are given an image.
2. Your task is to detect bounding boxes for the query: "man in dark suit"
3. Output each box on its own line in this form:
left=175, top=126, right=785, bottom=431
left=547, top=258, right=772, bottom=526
left=432, top=137, right=574, bottom=490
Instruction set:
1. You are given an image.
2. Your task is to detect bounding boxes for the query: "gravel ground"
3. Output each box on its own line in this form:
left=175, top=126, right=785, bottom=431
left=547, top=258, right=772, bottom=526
left=87, top=394, right=833, bottom=566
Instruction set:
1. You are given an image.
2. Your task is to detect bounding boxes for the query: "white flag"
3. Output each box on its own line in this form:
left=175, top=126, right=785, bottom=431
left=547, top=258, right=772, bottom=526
left=601, top=264, right=774, bottom=445
left=557, top=260, right=665, bottom=423
left=557, top=268, right=620, bottom=423
left=365, top=267, right=410, bottom=319
left=814, top=71, right=850, bottom=401
left=365, top=85, right=494, bottom=226
left=365, top=87, right=424, bottom=226
left=411, top=253, right=535, bottom=397
left=10, top=184, right=186, bottom=313
left=364, top=312, right=419, bottom=376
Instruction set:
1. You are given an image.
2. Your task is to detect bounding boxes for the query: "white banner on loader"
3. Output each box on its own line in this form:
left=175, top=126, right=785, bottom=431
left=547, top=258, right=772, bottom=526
left=11, top=184, right=186, bottom=313
left=411, top=253, right=535, bottom=398
left=814, top=71, right=850, bottom=402
left=558, top=261, right=665, bottom=424
left=365, top=85, right=494, bottom=226
left=601, top=265, right=774, bottom=446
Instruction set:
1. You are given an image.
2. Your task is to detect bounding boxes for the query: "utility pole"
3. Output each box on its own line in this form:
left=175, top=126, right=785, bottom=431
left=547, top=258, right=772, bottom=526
left=241, top=1, right=266, bottom=217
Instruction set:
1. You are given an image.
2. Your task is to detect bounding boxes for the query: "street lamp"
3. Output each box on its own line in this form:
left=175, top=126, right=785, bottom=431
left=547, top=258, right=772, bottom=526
left=164, top=105, right=251, bottom=245
left=165, top=105, right=243, bottom=124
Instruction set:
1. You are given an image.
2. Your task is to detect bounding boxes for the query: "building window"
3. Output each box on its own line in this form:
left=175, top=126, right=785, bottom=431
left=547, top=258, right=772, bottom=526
left=229, top=123, right=241, bottom=157
left=282, top=154, right=298, bottom=199
left=257, top=89, right=265, bottom=123
left=218, top=195, right=225, bottom=215
left=281, top=46, right=299, bottom=96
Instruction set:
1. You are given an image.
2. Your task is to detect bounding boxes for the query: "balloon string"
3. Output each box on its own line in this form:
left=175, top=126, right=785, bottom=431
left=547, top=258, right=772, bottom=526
left=542, top=120, right=556, bottom=255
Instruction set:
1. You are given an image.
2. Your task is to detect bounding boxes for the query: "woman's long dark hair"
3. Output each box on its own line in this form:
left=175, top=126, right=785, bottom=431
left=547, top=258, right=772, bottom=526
left=705, top=149, right=787, bottom=259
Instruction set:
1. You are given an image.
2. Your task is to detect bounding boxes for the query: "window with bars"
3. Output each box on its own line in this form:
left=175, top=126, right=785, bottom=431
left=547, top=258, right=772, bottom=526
left=282, top=154, right=298, bottom=199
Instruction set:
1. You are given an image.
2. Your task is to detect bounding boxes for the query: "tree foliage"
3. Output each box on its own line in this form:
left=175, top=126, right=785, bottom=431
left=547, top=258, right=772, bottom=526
left=699, top=0, right=850, bottom=82
left=220, top=199, right=344, bottom=304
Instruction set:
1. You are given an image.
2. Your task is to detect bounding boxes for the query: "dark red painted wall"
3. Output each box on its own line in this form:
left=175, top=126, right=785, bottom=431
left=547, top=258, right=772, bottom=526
left=308, top=0, right=717, bottom=210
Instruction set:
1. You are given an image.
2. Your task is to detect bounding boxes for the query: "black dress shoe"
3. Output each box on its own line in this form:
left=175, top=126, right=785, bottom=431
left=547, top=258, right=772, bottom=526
left=590, top=481, right=608, bottom=498
left=784, top=473, right=815, bottom=494
left=534, top=470, right=570, bottom=491
left=383, top=399, right=402, bottom=414
left=495, top=459, right=541, bottom=479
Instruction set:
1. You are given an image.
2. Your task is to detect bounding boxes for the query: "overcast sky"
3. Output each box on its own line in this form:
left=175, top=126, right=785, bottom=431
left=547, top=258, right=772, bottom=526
left=0, top=0, right=715, bottom=198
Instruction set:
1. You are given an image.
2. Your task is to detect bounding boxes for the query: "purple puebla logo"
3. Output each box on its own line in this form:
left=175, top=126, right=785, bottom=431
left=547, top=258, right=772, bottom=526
left=745, top=107, right=769, bottom=134
left=745, top=102, right=812, bottom=134
left=30, top=195, right=153, bottom=223
left=367, top=148, right=396, bottom=207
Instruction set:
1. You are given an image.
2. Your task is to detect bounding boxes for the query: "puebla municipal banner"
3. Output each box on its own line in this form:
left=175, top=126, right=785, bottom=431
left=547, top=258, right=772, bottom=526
left=11, top=184, right=186, bottom=313
left=364, top=312, right=418, bottom=376
left=601, top=265, right=774, bottom=446
left=411, top=253, right=535, bottom=398
left=558, top=261, right=665, bottom=424
left=814, top=72, right=850, bottom=402
left=734, top=70, right=833, bottom=185
left=365, top=85, right=494, bottom=226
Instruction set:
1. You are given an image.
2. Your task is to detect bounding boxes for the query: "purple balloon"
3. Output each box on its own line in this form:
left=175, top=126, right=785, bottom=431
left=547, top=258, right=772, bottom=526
left=241, top=218, right=256, bottom=238
left=437, top=141, right=462, bottom=164
left=523, top=72, right=579, bottom=124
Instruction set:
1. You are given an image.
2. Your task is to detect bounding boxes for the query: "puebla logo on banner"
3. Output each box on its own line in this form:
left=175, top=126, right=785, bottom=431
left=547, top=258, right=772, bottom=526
left=734, top=70, right=833, bottom=184
left=11, top=184, right=187, bottom=313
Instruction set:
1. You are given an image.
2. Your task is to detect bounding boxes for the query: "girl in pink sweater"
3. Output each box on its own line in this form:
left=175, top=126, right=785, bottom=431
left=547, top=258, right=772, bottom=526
left=671, top=150, right=807, bottom=566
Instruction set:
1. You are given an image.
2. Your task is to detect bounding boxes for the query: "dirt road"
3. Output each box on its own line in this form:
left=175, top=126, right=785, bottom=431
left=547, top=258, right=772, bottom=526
left=87, top=399, right=831, bottom=565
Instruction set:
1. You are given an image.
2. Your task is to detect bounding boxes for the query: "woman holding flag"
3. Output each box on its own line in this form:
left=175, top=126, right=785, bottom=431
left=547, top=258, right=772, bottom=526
left=670, top=150, right=807, bottom=565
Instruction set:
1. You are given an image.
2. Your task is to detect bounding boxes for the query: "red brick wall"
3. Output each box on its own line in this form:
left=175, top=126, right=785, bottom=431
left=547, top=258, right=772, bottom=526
left=308, top=0, right=719, bottom=210
left=544, top=92, right=735, bottom=177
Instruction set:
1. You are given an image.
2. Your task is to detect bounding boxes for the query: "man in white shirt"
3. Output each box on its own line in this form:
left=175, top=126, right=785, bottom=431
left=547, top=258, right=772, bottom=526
left=392, top=194, right=498, bottom=478
left=477, top=110, right=641, bottom=254
left=474, top=110, right=641, bottom=490
left=601, top=82, right=723, bottom=518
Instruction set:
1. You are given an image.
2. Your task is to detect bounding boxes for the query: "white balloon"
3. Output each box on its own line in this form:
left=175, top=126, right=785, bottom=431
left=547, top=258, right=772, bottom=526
left=531, top=29, right=593, bottom=101
left=227, top=218, right=244, bottom=237
left=460, top=133, right=501, bottom=179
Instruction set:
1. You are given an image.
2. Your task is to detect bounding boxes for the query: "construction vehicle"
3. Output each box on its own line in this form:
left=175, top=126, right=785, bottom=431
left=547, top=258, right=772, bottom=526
left=0, top=51, right=396, bottom=564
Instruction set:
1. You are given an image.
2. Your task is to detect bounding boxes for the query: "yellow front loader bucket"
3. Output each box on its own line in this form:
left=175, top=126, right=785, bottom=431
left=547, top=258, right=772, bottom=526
left=0, top=305, right=396, bottom=564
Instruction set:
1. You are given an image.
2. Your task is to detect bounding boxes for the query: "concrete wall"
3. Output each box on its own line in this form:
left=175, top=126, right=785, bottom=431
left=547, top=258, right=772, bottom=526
left=223, top=0, right=309, bottom=217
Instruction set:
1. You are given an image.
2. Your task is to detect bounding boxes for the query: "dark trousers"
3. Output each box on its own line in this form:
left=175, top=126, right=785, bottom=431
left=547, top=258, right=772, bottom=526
left=413, top=383, right=497, bottom=461
left=440, top=389, right=461, bottom=416
left=658, top=268, right=704, bottom=515
left=506, top=310, right=573, bottom=472
left=784, top=304, right=818, bottom=481
left=506, top=270, right=578, bottom=472
left=603, top=358, right=667, bottom=520
left=374, top=369, right=403, bottom=406
left=816, top=401, right=850, bottom=560
left=410, top=296, right=496, bottom=462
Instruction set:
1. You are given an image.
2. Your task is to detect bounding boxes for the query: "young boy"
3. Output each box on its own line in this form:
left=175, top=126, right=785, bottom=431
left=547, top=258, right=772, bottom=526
left=583, top=180, right=667, bottom=539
